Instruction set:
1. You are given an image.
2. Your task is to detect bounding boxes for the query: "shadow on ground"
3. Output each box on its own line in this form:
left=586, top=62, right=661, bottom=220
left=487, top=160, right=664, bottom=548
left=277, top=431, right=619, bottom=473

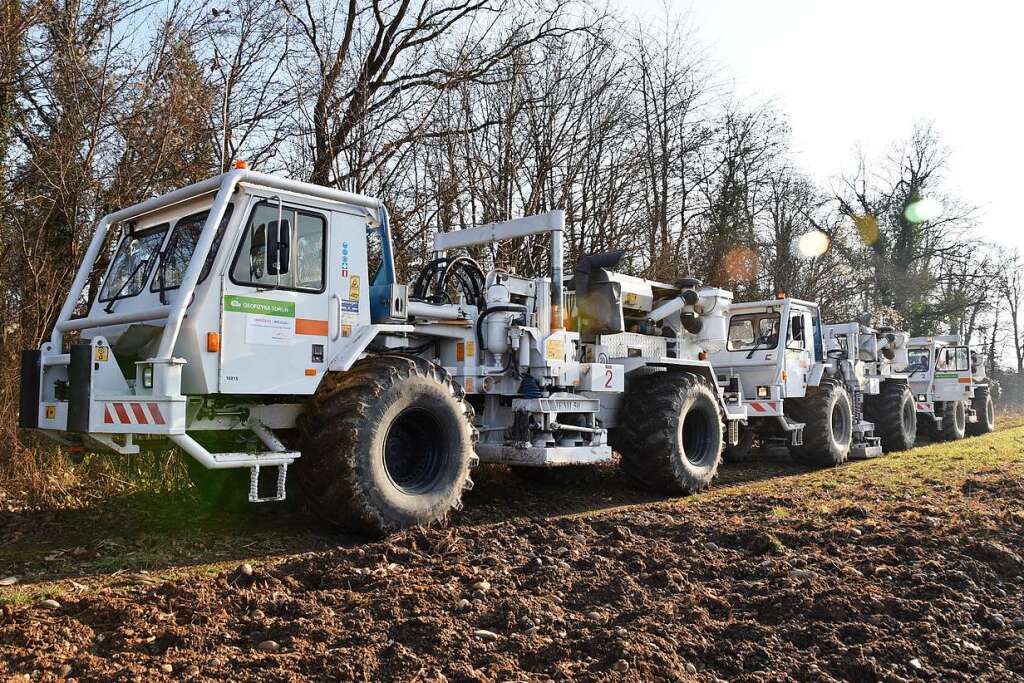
left=0, top=449, right=818, bottom=587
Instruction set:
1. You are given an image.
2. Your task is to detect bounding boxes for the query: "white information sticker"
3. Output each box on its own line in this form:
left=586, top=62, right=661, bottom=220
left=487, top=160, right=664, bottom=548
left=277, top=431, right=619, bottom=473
left=245, top=314, right=295, bottom=345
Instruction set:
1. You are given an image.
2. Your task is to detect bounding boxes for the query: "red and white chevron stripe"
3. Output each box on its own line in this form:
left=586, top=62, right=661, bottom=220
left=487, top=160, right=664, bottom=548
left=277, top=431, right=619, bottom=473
left=103, top=402, right=166, bottom=426
left=747, top=401, right=778, bottom=413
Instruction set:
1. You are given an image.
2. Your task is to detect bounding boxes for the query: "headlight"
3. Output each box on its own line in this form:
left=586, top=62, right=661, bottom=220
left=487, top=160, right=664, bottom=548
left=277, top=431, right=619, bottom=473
left=142, top=365, right=154, bottom=389
left=756, top=386, right=770, bottom=399
left=916, top=394, right=927, bottom=402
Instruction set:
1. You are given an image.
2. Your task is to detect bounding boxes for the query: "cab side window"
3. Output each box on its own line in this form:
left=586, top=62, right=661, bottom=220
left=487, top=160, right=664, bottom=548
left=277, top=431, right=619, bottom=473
left=788, top=313, right=806, bottom=349
left=231, top=202, right=325, bottom=292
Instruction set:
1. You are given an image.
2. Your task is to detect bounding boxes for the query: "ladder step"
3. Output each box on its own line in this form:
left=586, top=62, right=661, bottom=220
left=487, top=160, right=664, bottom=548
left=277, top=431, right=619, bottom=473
left=249, top=464, right=289, bottom=503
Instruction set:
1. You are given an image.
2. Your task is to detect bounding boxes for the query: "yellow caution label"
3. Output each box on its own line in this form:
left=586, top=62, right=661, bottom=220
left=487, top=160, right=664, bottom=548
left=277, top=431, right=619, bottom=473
left=94, top=346, right=109, bottom=362
left=466, top=341, right=475, bottom=358
left=456, top=342, right=465, bottom=362
left=625, top=292, right=638, bottom=307
left=545, top=338, right=565, bottom=361
left=45, top=405, right=56, bottom=419
left=341, top=324, right=352, bottom=337
left=348, top=275, right=361, bottom=301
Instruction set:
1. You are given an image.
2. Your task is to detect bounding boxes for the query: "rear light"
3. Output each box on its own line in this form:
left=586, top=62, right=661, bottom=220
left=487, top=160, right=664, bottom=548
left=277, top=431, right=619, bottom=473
left=142, top=365, right=154, bottom=389
left=917, top=394, right=927, bottom=401
left=757, top=386, right=770, bottom=398
left=698, top=351, right=708, bottom=361
left=207, top=332, right=221, bottom=353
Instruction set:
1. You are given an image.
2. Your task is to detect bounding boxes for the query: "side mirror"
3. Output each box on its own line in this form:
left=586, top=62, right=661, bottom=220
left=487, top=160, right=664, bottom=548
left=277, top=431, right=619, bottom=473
left=249, top=224, right=266, bottom=279
left=267, top=219, right=290, bottom=276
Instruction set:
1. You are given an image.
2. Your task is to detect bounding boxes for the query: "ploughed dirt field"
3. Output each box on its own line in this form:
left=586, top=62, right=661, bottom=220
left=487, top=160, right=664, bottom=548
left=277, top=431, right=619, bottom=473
left=3, top=423, right=1024, bottom=682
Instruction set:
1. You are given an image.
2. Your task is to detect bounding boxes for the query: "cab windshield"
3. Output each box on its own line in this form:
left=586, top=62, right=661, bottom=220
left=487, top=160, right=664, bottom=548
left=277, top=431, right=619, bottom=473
left=727, top=312, right=781, bottom=351
left=98, top=225, right=167, bottom=302
left=152, top=205, right=234, bottom=292
left=907, top=348, right=930, bottom=373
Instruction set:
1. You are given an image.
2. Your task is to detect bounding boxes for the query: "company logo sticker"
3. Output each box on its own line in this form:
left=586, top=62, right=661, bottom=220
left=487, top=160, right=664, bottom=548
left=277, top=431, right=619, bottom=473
left=223, top=295, right=296, bottom=317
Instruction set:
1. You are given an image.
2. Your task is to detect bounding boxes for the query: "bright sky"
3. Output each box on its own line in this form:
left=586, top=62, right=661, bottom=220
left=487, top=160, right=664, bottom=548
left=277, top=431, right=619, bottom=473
left=625, top=0, right=1024, bottom=253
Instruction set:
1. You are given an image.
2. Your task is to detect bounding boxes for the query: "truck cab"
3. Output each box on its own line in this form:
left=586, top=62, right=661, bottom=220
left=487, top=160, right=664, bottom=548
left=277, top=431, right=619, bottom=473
left=902, top=335, right=994, bottom=439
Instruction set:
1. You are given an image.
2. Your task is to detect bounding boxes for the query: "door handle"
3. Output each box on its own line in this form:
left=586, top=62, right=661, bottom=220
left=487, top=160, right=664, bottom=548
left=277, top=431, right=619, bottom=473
left=330, top=294, right=341, bottom=342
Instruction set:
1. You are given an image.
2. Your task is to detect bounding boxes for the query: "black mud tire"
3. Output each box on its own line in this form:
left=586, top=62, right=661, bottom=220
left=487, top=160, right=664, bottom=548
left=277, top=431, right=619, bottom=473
left=610, top=371, right=724, bottom=494
left=723, top=427, right=757, bottom=463
left=296, top=355, right=478, bottom=536
left=864, top=381, right=917, bottom=452
left=967, top=385, right=995, bottom=436
left=785, top=378, right=852, bottom=467
left=938, top=400, right=967, bottom=441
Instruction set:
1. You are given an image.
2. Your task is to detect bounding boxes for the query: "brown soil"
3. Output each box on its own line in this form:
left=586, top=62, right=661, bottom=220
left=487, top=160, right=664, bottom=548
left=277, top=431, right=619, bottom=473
left=2, top=432, right=1024, bottom=682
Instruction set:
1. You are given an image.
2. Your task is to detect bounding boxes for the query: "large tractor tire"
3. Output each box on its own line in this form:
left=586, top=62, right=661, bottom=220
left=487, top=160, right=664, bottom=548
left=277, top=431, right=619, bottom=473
left=723, top=427, right=757, bottom=463
left=864, top=381, right=917, bottom=452
left=967, top=386, right=996, bottom=436
left=785, top=378, right=853, bottom=467
left=610, top=371, right=724, bottom=494
left=296, top=355, right=478, bottom=535
left=938, top=400, right=967, bottom=441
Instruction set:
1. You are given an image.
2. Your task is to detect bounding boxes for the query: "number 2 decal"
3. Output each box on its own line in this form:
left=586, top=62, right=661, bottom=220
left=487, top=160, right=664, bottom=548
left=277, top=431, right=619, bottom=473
left=605, top=369, right=614, bottom=388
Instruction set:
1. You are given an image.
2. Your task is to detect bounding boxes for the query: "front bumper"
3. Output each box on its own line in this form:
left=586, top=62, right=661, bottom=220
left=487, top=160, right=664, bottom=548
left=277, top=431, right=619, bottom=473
left=20, top=338, right=186, bottom=441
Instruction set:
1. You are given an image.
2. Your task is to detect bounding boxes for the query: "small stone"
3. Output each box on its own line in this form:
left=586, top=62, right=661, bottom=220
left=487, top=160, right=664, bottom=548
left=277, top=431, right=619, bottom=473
left=616, top=627, right=628, bottom=638
left=532, top=557, right=543, bottom=567
left=474, top=629, right=499, bottom=642
left=59, top=665, right=72, bottom=677
left=36, top=598, right=61, bottom=610
left=250, top=609, right=266, bottom=620
left=557, top=561, right=570, bottom=571
left=612, top=659, right=629, bottom=673
left=849, top=527, right=863, bottom=537
left=525, top=625, right=540, bottom=635
left=1012, top=617, right=1024, bottom=630
left=586, top=611, right=603, bottom=621
left=472, top=580, right=490, bottom=592
left=555, top=546, right=570, bottom=556
left=0, top=576, right=19, bottom=586
left=989, top=614, right=1006, bottom=629
left=787, top=569, right=816, bottom=582
left=209, top=658, right=224, bottom=667
left=909, top=658, right=923, bottom=671
left=239, top=563, right=254, bottom=577
left=160, top=664, right=173, bottom=674
left=257, top=640, right=280, bottom=652
left=685, top=662, right=697, bottom=675
left=456, top=598, right=471, bottom=610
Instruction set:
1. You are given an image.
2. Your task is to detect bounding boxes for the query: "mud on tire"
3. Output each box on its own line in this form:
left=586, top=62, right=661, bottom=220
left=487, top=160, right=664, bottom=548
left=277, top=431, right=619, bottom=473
left=966, top=385, right=995, bottom=436
left=296, top=355, right=478, bottom=535
left=610, top=371, right=723, bottom=494
left=864, top=380, right=916, bottom=452
left=785, top=378, right=852, bottom=467
left=938, top=400, right=967, bottom=441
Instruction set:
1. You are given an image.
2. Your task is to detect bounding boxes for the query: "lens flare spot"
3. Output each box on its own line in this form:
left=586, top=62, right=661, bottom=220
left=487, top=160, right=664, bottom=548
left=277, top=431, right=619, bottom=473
left=904, top=197, right=942, bottom=224
left=795, top=230, right=831, bottom=259
left=854, top=214, right=879, bottom=245
left=723, top=246, right=759, bottom=283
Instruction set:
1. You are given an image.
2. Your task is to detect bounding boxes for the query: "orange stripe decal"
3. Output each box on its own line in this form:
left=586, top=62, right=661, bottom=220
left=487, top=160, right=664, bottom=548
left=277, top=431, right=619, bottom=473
left=295, top=318, right=329, bottom=336
left=958, top=377, right=972, bottom=384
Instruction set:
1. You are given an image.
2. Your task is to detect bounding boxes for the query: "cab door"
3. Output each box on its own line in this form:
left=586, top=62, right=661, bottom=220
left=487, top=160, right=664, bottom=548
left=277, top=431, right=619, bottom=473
left=932, top=345, right=972, bottom=402
left=325, top=207, right=372, bottom=364
left=219, top=197, right=331, bottom=395
left=783, top=309, right=812, bottom=397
